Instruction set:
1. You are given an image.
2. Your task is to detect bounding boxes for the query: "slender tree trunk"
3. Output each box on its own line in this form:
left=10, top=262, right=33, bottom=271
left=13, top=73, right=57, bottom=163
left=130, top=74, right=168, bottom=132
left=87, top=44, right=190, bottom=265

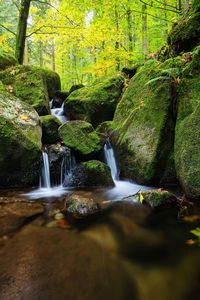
left=23, top=38, right=29, bottom=64
left=142, top=4, right=148, bottom=57
left=51, top=40, right=55, bottom=72
left=39, top=41, right=43, bottom=67
left=15, top=0, right=31, bottom=64
left=126, top=6, right=133, bottom=66
left=115, top=3, right=120, bottom=71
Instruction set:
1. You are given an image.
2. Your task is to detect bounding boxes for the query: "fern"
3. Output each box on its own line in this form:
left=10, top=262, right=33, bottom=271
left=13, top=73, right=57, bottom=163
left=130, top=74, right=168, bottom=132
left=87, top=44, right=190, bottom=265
left=145, top=67, right=181, bottom=86
left=145, top=76, right=172, bottom=86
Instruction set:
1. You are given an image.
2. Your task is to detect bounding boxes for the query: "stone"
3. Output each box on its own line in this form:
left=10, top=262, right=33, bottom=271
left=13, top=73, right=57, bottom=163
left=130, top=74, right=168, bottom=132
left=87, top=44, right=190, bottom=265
left=59, top=120, right=101, bottom=157
left=40, top=115, right=62, bottom=144
left=63, top=160, right=114, bottom=188
left=0, top=53, right=16, bottom=70
left=0, top=90, right=42, bottom=187
left=65, top=75, right=124, bottom=127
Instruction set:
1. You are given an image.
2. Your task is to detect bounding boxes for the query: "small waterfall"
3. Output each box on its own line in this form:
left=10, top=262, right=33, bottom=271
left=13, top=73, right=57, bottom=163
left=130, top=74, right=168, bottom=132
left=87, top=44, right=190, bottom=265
left=41, top=150, right=51, bottom=188
left=104, top=139, right=119, bottom=181
left=60, top=151, right=76, bottom=185
left=51, top=101, right=67, bottom=124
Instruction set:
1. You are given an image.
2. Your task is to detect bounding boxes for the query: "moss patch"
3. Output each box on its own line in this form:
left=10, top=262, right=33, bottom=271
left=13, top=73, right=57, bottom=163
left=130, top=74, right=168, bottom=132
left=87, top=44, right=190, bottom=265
left=58, top=120, right=101, bottom=157
left=65, top=75, right=124, bottom=127
left=40, top=115, right=61, bottom=144
left=0, top=52, right=16, bottom=70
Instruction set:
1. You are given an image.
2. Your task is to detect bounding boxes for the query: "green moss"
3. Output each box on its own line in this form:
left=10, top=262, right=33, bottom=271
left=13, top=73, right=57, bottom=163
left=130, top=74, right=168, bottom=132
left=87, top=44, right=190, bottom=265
left=65, top=75, right=124, bottom=127
left=40, top=115, right=61, bottom=144
left=58, top=120, right=101, bottom=157
left=113, top=60, right=177, bottom=184
left=0, top=65, right=60, bottom=116
left=0, top=91, right=42, bottom=187
left=140, top=190, right=176, bottom=208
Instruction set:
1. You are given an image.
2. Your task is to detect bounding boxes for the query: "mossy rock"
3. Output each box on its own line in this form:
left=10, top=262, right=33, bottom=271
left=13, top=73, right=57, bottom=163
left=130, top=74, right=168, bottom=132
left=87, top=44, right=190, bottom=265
left=59, top=120, right=101, bottom=157
left=40, top=115, right=62, bottom=144
left=174, top=72, right=200, bottom=198
left=96, top=121, right=117, bottom=145
left=0, top=91, right=42, bottom=187
left=64, top=160, right=114, bottom=188
left=113, top=60, right=179, bottom=184
left=167, top=1, right=200, bottom=57
left=0, top=65, right=60, bottom=115
left=65, top=75, right=124, bottom=127
left=140, top=190, right=177, bottom=208
left=0, top=52, right=16, bottom=70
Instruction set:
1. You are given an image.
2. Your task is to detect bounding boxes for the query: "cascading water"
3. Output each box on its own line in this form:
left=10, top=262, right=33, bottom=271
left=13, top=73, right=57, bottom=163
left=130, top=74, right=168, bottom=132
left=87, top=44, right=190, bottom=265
left=51, top=101, right=67, bottom=124
left=41, top=150, right=51, bottom=188
left=103, top=138, right=150, bottom=200
left=104, top=139, right=119, bottom=181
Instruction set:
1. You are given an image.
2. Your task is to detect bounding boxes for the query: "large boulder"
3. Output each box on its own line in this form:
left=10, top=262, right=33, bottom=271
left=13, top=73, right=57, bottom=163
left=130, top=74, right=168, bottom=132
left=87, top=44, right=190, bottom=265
left=65, top=75, right=124, bottom=127
left=112, top=60, right=178, bottom=184
left=0, top=65, right=60, bottom=115
left=64, top=160, right=114, bottom=188
left=40, top=115, right=61, bottom=144
left=59, top=120, right=101, bottom=158
left=0, top=52, right=16, bottom=70
left=0, top=91, right=42, bottom=187
left=174, top=49, right=200, bottom=198
left=165, top=0, right=200, bottom=58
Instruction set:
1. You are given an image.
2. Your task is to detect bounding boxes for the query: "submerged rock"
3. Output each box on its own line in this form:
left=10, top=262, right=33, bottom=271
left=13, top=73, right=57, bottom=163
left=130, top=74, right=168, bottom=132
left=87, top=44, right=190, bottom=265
left=66, top=196, right=101, bottom=219
left=113, top=60, right=178, bottom=185
left=59, top=120, right=101, bottom=158
left=0, top=65, right=60, bottom=115
left=64, top=160, right=114, bottom=188
left=0, top=91, right=42, bottom=187
left=65, top=75, right=124, bottom=127
left=40, top=115, right=61, bottom=144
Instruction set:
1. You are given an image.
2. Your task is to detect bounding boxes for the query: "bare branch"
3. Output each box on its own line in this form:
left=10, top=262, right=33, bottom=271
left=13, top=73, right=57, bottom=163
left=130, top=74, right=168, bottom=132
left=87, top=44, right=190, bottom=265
left=138, top=0, right=178, bottom=14
left=0, top=24, right=16, bottom=36
left=129, top=9, right=174, bottom=23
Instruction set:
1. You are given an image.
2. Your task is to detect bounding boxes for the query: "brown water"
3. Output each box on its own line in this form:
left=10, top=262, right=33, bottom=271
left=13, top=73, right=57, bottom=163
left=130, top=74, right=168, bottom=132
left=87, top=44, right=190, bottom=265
left=0, top=188, right=200, bottom=300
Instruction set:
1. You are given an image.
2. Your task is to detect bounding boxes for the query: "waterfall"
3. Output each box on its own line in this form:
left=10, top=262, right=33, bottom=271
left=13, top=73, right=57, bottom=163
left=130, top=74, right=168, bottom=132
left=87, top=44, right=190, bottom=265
left=41, top=150, right=51, bottom=188
left=104, top=139, right=119, bottom=181
left=60, top=151, right=76, bottom=185
left=51, top=101, right=67, bottom=124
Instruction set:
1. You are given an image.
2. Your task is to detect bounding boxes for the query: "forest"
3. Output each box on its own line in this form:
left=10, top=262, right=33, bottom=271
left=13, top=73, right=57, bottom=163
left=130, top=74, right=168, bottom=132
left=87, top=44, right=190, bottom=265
left=1, top=0, right=200, bottom=300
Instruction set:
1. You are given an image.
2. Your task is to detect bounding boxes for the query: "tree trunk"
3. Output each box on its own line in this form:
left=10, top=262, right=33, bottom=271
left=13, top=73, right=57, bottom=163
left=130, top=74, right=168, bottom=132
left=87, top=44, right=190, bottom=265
left=15, top=0, right=31, bottom=65
left=51, top=40, right=55, bottom=72
left=115, top=3, right=120, bottom=71
left=142, top=4, right=148, bottom=57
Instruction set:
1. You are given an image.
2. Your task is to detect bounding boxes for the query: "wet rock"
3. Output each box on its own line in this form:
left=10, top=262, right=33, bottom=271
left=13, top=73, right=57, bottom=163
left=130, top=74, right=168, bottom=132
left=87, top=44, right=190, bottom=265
left=59, top=120, right=101, bottom=158
left=65, top=75, right=124, bottom=127
left=64, top=160, right=114, bottom=188
left=0, top=197, right=43, bottom=237
left=40, top=115, right=62, bottom=144
left=140, top=190, right=177, bottom=208
left=53, top=91, right=70, bottom=108
left=66, top=196, right=101, bottom=219
left=69, top=84, right=84, bottom=94
left=0, top=91, right=42, bottom=187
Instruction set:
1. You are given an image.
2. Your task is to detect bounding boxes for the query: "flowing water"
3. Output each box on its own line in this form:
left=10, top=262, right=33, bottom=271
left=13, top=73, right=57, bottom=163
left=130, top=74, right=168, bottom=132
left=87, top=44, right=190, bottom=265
left=51, top=101, right=67, bottom=124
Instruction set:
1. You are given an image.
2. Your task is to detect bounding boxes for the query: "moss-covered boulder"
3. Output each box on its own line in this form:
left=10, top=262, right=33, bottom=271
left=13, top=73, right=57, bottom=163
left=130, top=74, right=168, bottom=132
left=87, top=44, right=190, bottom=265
left=139, top=190, right=177, bottom=208
left=166, top=0, right=200, bottom=57
left=0, top=91, right=42, bottom=187
left=113, top=60, right=178, bottom=185
left=59, top=120, right=101, bottom=158
left=64, top=160, right=114, bottom=188
left=0, top=65, right=60, bottom=115
left=0, top=52, right=16, bottom=70
left=65, top=75, right=124, bottom=127
left=40, top=115, right=61, bottom=144
left=174, top=56, right=200, bottom=198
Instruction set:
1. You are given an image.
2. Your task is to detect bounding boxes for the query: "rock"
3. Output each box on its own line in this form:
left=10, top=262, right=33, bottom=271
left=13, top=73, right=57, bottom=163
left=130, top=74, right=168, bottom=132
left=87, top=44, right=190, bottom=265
left=166, top=0, right=200, bottom=57
left=96, top=121, right=117, bottom=145
left=59, top=120, right=101, bottom=158
left=66, top=196, right=101, bottom=219
left=63, top=160, right=114, bottom=188
left=113, top=60, right=178, bottom=185
left=0, top=65, right=60, bottom=115
left=40, top=115, right=62, bottom=144
left=0, top=52, right=16, bottom=70
left=65, top=75, right=124, bottom=127
left=139, top=190, right=177, bottom=208
left=53, top=91, right=70, bottom=108
left=47, top=144, right=75, bottom=184
left=0, top=197, right=43, bottom=237
left=174, top=51, right=200, bottom=198
left=121, top=66, right=139, bottom=78
left=69, top=84, right=84, bottom=94
left=0, top=91, right=42, bottom=187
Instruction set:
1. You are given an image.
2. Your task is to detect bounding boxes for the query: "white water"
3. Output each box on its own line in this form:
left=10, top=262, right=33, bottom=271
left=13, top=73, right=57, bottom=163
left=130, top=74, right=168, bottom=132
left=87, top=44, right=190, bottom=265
left=103, top=139, right=151, bottom=201
left=41, top=151, right=51, bottom=188
left=51, top=102, right=67, bottom=124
